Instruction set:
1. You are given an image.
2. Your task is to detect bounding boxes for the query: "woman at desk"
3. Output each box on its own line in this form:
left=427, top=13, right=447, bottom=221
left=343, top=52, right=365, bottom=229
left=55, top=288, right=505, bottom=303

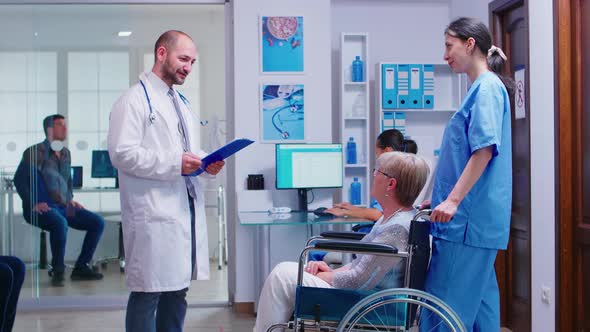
left=326, top=129, right=417, bottom=224
left=254, top=151, right=429, bottom=332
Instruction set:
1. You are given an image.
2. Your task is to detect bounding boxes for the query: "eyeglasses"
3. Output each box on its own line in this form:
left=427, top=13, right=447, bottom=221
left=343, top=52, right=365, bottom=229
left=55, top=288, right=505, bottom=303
left=373, top=168, right=393, bottom=178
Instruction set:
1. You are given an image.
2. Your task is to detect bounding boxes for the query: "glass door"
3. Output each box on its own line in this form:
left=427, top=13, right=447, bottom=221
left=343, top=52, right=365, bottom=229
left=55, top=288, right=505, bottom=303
left=0, top=2, right=227, bottom=308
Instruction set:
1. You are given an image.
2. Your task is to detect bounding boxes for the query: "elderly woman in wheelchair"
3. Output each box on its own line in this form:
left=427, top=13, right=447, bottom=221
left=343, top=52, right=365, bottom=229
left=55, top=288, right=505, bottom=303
left=255, top=152, right=467, bottom=332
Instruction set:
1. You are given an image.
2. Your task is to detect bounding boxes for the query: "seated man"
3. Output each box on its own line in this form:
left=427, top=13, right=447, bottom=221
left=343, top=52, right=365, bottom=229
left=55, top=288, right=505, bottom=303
left=254, top=152, right=430, bottom=332
left=13, top=114, right=104, bottom=287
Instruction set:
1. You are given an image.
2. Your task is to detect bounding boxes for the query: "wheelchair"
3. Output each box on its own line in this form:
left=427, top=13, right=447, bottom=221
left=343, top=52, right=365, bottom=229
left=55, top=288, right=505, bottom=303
left=267, top=210, right=466, bottom=332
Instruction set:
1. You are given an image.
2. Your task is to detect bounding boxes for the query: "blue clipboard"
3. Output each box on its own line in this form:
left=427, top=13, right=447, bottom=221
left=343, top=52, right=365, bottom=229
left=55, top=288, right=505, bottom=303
left=185, top=138, right=255, bottom=176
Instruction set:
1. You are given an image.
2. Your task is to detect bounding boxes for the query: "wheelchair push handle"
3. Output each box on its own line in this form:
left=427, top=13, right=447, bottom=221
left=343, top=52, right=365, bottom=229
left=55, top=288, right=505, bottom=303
left=412, top=209, right=432, bottom=222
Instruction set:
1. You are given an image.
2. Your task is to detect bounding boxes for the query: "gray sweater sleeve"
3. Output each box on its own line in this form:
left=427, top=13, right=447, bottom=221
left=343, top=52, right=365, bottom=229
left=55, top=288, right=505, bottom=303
left=332, top=224, right=409, bottom=290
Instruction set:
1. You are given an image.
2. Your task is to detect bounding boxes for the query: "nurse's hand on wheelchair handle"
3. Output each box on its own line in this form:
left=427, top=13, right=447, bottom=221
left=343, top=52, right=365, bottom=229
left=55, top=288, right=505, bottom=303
left=305, top=261, right=332, bottom=275
left=182, top=152, right=202, bottom=174
left=431, top=199, right=458, bottom=223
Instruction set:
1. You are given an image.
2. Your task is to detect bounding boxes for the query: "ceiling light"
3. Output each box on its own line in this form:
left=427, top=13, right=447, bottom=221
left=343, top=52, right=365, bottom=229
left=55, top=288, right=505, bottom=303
left=118, top=31, right=132, bottom=37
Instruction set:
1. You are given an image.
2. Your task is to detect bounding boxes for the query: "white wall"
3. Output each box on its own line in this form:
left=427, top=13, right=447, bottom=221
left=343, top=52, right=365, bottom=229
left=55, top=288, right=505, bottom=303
left=230, top=0, right=332, bottom=303
left=529, top=0, right=556, bottom=330
left=450, top=0, right=488, bottom=25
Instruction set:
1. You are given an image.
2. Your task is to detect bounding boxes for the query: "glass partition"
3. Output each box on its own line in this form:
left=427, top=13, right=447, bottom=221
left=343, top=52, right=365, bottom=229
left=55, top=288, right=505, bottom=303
left=0, top=3, right=226, bottom=307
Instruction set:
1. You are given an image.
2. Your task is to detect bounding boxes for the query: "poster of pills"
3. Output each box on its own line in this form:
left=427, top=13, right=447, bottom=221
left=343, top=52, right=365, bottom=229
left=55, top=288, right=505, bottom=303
left=260, top=16, right=304, bottom=73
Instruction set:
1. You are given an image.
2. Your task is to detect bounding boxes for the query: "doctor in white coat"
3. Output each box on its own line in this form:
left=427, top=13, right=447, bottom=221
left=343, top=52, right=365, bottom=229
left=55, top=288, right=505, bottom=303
left=108, top=30, right=224, bottom=332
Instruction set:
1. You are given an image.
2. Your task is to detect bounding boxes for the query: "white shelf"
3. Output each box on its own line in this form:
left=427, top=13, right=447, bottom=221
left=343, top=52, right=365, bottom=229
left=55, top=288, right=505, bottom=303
left=345, top=164, right=368, bottom=168
left=340, top=32, right=371, bottom=207
left=344, top=81, right=367, bottom=86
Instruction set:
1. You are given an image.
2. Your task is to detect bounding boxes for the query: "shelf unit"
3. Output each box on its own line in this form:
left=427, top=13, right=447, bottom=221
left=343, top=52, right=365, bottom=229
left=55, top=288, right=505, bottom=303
left=340, top=33, right=370, bottom=206
left=375, top=62, right=467, bottom=167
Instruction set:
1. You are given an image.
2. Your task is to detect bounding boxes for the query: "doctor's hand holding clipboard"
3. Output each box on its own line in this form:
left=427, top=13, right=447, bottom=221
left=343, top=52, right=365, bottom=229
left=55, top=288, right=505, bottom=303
left=183, top=138, right=254, bottom=177
left=181, top=152, right=225, bottom=176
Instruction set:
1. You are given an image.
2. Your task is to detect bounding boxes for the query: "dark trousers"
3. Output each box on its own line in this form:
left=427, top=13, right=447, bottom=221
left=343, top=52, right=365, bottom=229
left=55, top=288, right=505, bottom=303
left=125, top=194, right=195, bottom=332
left=27, top=207, right=105, bottom=271
left=0, top=256, right=25, bottom=332
left=126, top=288, right=189, bottom=332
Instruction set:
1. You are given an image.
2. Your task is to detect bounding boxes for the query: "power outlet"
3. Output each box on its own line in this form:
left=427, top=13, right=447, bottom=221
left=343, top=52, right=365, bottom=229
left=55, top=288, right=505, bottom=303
left=541, top=286, right=551, bottom=304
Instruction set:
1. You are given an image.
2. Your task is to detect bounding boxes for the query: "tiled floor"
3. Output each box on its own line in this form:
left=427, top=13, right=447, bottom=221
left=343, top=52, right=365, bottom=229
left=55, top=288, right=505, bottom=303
left=12, top=306, right=256, bottom=332
left=12, top=306, right=515, bottom=332
left=19, top=261, right=228, bottom=303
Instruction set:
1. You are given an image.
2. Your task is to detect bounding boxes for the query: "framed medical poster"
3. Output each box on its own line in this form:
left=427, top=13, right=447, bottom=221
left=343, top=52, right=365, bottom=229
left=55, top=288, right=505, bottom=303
left=260, top=84, right=305, bottom=142
left=260, top=16, right=304, bottom=73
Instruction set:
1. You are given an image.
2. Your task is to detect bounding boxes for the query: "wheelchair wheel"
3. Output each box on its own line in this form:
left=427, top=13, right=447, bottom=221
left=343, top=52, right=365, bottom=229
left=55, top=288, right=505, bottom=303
left=336, top=288, right=466, bottom=332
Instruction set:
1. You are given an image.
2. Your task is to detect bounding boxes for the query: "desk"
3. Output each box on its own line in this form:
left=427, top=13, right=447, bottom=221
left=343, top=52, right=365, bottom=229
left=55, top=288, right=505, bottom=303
left=239, top=211, right=373, bottom=307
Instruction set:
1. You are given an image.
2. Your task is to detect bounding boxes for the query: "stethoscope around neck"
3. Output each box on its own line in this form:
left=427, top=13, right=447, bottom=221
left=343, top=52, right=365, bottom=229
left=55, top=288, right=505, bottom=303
left=139, top=79, right=207, bottom=126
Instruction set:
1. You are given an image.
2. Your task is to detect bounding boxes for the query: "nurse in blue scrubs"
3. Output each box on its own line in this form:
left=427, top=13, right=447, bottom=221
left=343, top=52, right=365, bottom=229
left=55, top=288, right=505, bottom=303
left=420, top=17, right=514, bottom=331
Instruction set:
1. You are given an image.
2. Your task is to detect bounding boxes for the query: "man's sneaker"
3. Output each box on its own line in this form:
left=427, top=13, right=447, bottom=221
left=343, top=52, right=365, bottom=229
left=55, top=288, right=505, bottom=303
left=49, top=269, right=65, bottom=287
left=71, top=265, right=104, bottom=281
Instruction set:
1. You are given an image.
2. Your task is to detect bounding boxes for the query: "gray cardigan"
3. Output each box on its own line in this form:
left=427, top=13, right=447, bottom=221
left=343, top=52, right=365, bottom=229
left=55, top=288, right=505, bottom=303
left=332, top=209, right=415, bottom=291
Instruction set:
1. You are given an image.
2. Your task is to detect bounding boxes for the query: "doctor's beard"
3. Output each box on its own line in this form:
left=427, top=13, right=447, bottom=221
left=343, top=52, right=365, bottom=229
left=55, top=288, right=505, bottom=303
left=163, top=59, right=188, bottom=86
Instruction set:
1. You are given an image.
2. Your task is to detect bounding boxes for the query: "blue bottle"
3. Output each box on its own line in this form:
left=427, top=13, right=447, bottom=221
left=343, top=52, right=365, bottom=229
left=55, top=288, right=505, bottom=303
left=346, top=137, right=357, bottom=164
left=352, top=56, right=364, bottom=82
left=350, top=177, right=362, bottom=205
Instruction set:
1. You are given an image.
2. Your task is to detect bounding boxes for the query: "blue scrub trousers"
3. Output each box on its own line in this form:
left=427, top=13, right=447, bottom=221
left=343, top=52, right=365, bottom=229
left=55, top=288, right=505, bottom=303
left=125, top=194, right=195, bottom=332
left=0, top=256, right=25, bottom=332
left=420, top=238, right=499, bottom=332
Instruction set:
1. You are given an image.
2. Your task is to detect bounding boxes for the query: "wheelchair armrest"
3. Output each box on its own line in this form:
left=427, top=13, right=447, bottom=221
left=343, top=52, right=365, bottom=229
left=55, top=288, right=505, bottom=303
left=314, top=241, right=398, bottom=254
left=319, top=231, right=365, bottom=241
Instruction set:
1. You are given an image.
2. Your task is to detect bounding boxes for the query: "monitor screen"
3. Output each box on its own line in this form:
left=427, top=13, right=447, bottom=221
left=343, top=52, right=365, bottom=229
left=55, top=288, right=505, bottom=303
left=70, top=166, right=83, bottom=188
left=91, top=150, right=117, bottom=178
left=276, top=143, right=343, bottom=189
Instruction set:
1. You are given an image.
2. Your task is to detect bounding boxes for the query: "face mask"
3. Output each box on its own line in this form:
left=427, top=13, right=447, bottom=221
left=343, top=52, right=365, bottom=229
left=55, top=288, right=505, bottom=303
left=50, top=140, right=64, bottom=152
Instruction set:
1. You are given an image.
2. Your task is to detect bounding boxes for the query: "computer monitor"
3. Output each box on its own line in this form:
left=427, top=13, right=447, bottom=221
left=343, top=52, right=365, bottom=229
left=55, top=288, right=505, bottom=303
left=91, top=150, right=117, bottom=180
left=70, top=166, right=83, bottom=189
left=275, top=143, right=343, bottom=211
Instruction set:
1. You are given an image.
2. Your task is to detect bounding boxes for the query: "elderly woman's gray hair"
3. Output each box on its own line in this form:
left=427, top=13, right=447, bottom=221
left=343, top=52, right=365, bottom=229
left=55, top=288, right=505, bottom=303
left=376, top=151, right=430, bottom=206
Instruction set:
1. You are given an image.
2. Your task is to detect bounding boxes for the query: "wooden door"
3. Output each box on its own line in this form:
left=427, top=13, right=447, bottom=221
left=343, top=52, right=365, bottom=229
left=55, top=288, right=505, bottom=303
left=556, top=0, right=590, bottom=330
left=489, top=1, right=531, bottom=331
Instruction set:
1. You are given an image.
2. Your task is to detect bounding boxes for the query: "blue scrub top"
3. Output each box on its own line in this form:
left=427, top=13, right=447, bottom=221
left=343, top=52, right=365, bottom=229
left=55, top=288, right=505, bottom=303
left=431, top=71, right=512, bottom=250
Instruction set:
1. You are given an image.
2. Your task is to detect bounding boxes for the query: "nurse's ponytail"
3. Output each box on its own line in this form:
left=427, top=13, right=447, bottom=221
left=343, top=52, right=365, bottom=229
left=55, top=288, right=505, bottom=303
left=445, top=17, right=515, bottom=98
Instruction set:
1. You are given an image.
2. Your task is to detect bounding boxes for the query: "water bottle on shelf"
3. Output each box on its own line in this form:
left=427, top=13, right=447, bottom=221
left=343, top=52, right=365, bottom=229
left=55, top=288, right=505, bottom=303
left=350, top=177, right=362, bottom=205
left=346, top=137, right=357, bottom=164
left=352, top=56, right=364, bottom=82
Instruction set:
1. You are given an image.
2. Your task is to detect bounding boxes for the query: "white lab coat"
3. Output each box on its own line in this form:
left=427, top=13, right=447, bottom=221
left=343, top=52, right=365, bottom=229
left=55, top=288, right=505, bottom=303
left=108, top=72, right=210, bottom=292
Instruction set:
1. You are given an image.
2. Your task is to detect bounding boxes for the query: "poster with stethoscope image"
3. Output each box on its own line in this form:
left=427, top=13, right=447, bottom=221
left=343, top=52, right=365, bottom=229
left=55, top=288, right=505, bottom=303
left=260, top=84, right=305, bottom=142
left=260, top=16, right=304, bottom=73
